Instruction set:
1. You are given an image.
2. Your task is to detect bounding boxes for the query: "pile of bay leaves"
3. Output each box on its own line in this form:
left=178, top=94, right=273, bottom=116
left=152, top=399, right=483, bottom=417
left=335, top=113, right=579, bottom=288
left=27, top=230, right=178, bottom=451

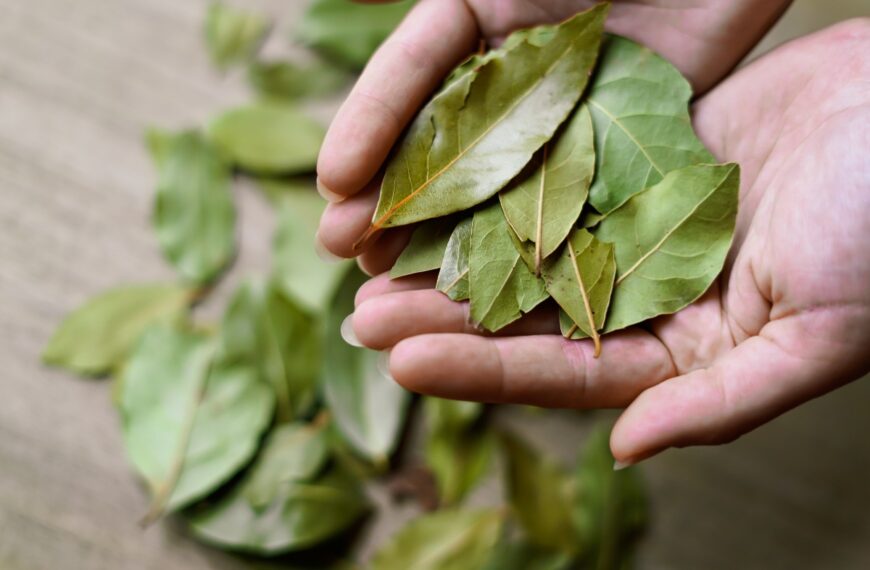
left=42, top=1, right=647, bottom=568
left=387, top=4, right=739, bottom=356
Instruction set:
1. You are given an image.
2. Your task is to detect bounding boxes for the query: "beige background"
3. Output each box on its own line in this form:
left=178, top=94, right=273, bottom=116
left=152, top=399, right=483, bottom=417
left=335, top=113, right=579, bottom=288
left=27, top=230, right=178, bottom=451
left=1, top=1, right=868, bottom=569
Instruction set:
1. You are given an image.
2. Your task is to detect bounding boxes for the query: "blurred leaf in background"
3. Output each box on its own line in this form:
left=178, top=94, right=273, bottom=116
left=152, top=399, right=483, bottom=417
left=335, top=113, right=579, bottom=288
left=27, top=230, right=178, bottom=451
left=248, top=60, right=350, bottom=102
left=204, top=2, right=269, bottom=70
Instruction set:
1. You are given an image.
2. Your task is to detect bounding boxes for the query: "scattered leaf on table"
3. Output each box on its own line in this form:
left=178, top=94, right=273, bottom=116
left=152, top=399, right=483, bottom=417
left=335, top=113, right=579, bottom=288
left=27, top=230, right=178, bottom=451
left=219, top=279, right=319, bottom=422
left=481, top=540, right=573, bottom=570
left=366, top=5, right=608, bottom=236
left=120, top=326, right=274, bottom=514
left=207, top=103, right=325, bottom=175
left=469, top=203, right=548, bottom=332
left=501, top=432, right=577, bottom=554
left=204, top=3, right=269, bottom=70
left=188, top=453, right=370, bottom=555
left=436, top=217, right=472, bottom=301
left=296, top=0, right=415, bottom=70
left=152, top=131, right=235, bottom=284
left=586, top=35, right=714, bottom=215
left=390, top=218, right=457, bottom=278
left=424, top=398, right=494, bottom=506
left=322, top=265, right=410, bottom=464
left=247, top=59, right=348, bottom=102
left=42, top=283, right=191, bottom=375
left=500, top=104, right=595, bottom=273
left=371, top=508, right=503, bottom=570
left=594, top=163, right=739, bottom=332
left=542, top=229, right=615, bottom=354
left=572, top=428, right=647, bottom=568
left=267, top=179, right=352, bottom=314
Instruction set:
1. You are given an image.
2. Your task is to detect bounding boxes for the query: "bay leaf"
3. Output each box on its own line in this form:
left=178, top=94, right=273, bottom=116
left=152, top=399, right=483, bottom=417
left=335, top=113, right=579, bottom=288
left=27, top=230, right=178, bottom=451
left=207, top=103, right=325, bottom=175
left=500, top=104, right=595, bottom=273
left=267, top=179, right=352, bottom=314
left=594, top=163, right=739, bottom=332
left=424, top=398, right=494, bottom=506
left=204, top=3, right=269, bottom=71
left=390, top=218, right=456, bottom=279
left=435, top=217, right=472, bottom=301
left=469, top=203, right=548, bottom=332
left=297, top=0, right=415, bottom=70
left=187, top=456, right=370, bottom=555
left=247, top=59, right=348, bottom=102
left=322, top=265, right=410, bottom=463
left=371, top=508, right=503, bottom=570
left=219, top=279, right=319, bottom=423
left=572, top=428, right=647, bottom=568
left=481, top=540, right=572, bottom=570
left=120, top=325, right=274, bottom=514
left=42, top=283, right=191, bottom=376
left=541, top=229, right=615, bottom=355
left=501, top=432, right=577, bottom=554
left=152, top=131, right=235, bottom=284
left=586, top=35, right=714, bottom=215
left=366, top=5, right=608, bottom=236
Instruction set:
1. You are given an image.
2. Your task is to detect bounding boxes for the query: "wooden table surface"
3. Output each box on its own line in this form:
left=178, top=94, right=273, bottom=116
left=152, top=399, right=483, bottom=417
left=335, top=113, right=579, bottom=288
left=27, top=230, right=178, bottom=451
left=1, top=1, right=868, bottom=569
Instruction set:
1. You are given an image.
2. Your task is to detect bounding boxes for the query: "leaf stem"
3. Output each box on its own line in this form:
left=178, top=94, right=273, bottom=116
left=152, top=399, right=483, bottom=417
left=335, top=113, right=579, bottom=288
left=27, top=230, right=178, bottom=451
left=534, top=144, right=548, bottom=276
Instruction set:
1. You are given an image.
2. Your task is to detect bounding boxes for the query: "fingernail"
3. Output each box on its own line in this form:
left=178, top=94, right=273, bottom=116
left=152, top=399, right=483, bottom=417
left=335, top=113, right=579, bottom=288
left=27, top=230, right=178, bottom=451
left=376, top=350, right=393, bottom=380
left=613, top=459, right=635, bottom=471
left=316, top=178, right=345, bottom=203
left=314, top=235, right=343, bottom=264
left=340, top=314, right=363, bottom=347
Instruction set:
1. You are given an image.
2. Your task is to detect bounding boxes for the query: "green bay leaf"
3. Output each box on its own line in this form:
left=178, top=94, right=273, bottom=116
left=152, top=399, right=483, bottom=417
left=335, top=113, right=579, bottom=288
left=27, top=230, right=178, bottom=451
left=368, top=5, right=608, bottom=234
left=207, top=103, right=325, bottom=175
left=247, top=59, right=348, bottom=102
left=436, top=217, right=472, bottom=301
left=594, top=163, right=739, bottom=332
left=42, top=283, right=191, bottom=376
left=587, top=35, right=714, bottom=214
left=500, top=104, right=595, bottom=273
left=371, top=508, right=503, bottom=570
left=120, top=326, right=274, bottom=515
left=391, top=218, right=457, bottom=279
left=152, top=131, right=235, bottom=284
left=481, top=540, right=573, bottom=570
left=542, top=229, right=615, bottom=354
left=469, top=203, right=548, bottom=332
left=204, top=3, right=269, bottom=71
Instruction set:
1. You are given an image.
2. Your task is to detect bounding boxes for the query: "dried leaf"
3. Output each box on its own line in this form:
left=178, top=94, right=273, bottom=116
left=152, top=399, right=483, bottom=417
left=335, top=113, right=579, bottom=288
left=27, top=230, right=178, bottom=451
left=586, top=36, right=714, bottom=215
left=390, top=219, right=456, bottom=278
left=152, top=131, right=235, bottom=284
left=204, top=3, right=269, bottom=70
left=247, top=59, right=348, bottom=102
left=42, top=283, right=191, bottom=375
left=207, top=103, right=325, bottom=175
left=594, top=163, right=739, bottom=332
left=366, top=6, right=608, bottom=236
left=500, top=104, right=595, bottom=273
left=469, top=203, right=548, bottom=332
left=435, top=217, right=472, bottom=301
left=371, top=508, right=503, bottom=570
left=541, top=229, right=615, bottom=355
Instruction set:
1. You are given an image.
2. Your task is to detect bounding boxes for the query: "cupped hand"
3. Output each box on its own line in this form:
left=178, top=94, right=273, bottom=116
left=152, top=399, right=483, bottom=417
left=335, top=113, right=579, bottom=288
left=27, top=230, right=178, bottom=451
left=346, top=19, right=870, bottom=465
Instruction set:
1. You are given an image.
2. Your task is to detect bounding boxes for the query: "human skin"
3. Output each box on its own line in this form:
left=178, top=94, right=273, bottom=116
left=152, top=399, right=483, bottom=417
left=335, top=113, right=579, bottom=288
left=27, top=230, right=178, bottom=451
left=315, top=1, right=870, bottom=465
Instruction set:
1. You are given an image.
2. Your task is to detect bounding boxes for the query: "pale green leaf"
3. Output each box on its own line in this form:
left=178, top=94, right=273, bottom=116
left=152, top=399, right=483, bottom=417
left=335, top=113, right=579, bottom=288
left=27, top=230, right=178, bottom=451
left=481, top=540, right=573, bottom=570
left=594, top=163, right=739, bottom=332
left=207, top=103, right=325, bottom=175
left=371, top=508, right=503, bottom=570
left=322, top=265, right=410, bottom=462
left=542, top=229, right=615, bottom=352
left=42, top=283, right=191, bottom=375
left=120, top=326, right=274, bottom=513
left=152, top=131, right=235, bottom=284
left=369, top=6, right=608, bottom=233
left=247, top=59, right=348, bottom=102
left=296, top=0, right=415, bottom=70
left=204, top=3, right=269, bottom=70
left=587, top=35, right=714, bottom=215
left=500, top=104, right=595, bottom=272
left=390, top=218, right=456, bottom=278
left=267, top=179, right=352, bottom=313
left=436, top=217, right=472, bottom=301
left=469, top=203, right=548, bottom=332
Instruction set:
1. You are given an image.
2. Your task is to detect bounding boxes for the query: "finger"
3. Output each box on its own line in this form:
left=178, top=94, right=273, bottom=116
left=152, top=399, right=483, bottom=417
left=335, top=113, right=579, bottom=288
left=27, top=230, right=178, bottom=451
left=358, top=227, right=413, bottom=276
left=388, top=331, right=676, bottom=407
left=355, top=272, right=436, bottom=307
left=317, top=180, right=380, bottom=258
left=353, top=290, right=560, bottom=350
left=316, top=0, right=478, bottom=199
left=610, top=317, right=859, bottom=465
